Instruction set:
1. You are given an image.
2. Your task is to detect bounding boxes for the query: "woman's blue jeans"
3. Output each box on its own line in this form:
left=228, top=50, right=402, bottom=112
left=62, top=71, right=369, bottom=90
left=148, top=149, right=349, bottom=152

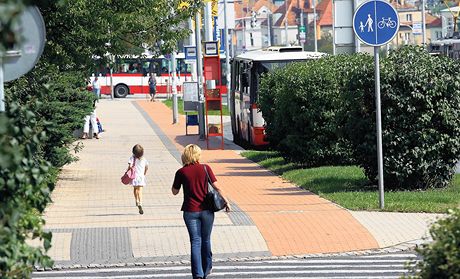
left=183, top=210, right=215, bottom=279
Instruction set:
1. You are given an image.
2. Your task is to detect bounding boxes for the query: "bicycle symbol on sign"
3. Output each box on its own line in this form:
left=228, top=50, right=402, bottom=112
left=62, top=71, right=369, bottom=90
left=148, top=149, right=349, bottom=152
left=377, top=17, right=397, bottom=29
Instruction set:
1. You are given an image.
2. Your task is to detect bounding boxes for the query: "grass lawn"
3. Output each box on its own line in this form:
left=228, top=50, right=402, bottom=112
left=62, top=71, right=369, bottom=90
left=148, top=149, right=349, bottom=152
left=163, top=99, right=229, bottom=116
left=241, top=150, right=460, bottom=213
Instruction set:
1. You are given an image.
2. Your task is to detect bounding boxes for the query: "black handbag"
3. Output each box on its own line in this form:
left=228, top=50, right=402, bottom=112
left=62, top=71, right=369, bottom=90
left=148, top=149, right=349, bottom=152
left=204, top=165, right=227, bottom=212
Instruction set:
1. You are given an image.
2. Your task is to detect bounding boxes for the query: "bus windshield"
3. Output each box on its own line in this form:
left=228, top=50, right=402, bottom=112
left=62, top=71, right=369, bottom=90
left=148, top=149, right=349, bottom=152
left=258, top=61, right=291, bottom=72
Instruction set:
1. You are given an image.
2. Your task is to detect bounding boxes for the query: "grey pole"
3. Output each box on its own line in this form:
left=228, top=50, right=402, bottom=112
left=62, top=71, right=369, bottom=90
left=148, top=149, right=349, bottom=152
left=285, top=0, right=289, bottom=46
left=195, top=12, right=205, bottom=139
left=267, top=13, right=272, bottom=47
left=354, top=0, right=361, bottom=53
left=421, top=0, right=426, bottom=46
left=374, top=46, right=385, bottom=209
left=313, top=0, right=318, bottom=52
left=0, top=57, right=4, bottom=112
left=300, top=10, right=305, bottom=49
left=172, top=51, right=179, bottom=124
left=188, top=18, right=197, bottom=81
left=224, top=0, right=232, bottom=107
left=204, top=2, right=213, bottom=42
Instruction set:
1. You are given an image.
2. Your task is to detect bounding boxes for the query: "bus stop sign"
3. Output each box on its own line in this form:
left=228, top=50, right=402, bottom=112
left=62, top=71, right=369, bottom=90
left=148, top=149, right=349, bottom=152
left=353, top=0, right=399, bottom=46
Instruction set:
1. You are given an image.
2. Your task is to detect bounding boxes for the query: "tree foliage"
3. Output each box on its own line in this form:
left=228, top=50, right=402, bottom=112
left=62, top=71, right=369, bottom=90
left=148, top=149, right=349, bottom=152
left=38, top=0, right=202, bottom=71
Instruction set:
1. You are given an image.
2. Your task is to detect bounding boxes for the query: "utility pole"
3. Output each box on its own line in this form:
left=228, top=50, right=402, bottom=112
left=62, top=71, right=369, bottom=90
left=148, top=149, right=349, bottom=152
left=422, top=0, right=426, bottom=46
left=224, top=0, right=231, bottom=106
left=300, top=10, right=305, bottom=49
left=172, top=51, right=178, bottom=124
left=285, top=0, right=289, bottom=46
left=188, top=18, right=197, bottom=81
left=0, top=57, right=4, bottom=112
left=195, top=11, right=205, bottom=139
left=313, top=0, right=318, bottom=52
left=354, top=0, right=361, bottom=52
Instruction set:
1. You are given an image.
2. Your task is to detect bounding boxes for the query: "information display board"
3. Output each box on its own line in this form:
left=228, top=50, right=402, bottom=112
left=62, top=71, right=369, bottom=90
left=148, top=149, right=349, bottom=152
left=183, top=82, right=199, bottom=112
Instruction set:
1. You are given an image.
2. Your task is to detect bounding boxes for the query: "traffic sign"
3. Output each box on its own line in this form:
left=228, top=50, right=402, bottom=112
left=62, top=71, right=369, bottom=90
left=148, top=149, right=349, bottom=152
left=203, top=41, right=219, bottom=56
left=299, top=26, right=306, bottom=43
left=353, top=0, right=399, bottom=46
left=412, top=22, right=422, bottom=35
left=184, top=46, right=197, bottom=60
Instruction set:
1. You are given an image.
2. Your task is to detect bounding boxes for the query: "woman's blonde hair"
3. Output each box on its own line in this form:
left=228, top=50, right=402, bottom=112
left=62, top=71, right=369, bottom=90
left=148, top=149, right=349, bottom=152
left=181, top=144, right=201, bottom=166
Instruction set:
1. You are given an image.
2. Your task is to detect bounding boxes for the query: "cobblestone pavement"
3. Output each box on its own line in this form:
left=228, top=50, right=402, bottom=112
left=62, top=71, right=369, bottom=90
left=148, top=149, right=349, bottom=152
left=41, top=99, right=269, bottom=266
left=39, top=99, right=442, bottom=268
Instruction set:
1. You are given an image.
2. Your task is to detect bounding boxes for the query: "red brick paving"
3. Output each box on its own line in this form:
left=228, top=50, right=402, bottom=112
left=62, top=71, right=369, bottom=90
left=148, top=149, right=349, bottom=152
left=137, top=100, right=379, bottom=255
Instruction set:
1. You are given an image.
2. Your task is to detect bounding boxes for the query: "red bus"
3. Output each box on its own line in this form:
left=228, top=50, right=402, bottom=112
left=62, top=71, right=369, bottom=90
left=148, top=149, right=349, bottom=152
left=90, top=53, right=228, bottom=98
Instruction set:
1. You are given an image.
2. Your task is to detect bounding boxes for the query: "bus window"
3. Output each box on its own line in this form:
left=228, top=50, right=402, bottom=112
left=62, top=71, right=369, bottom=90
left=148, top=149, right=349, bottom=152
left=221, top=60, right=228, bottom=86
left=176, top=59, right=191, bottom=74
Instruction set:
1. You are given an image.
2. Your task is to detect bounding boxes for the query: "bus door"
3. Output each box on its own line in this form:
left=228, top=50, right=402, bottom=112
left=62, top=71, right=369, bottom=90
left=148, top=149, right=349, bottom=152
left=241, top=61, right=252, bottom=141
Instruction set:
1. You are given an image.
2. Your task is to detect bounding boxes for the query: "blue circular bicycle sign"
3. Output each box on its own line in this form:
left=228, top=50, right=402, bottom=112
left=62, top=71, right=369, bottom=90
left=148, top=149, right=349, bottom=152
left=353, top=0, right=399, bottom=46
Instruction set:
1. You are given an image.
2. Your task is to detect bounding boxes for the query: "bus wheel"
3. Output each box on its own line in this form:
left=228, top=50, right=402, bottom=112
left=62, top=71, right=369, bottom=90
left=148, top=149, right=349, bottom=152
left=114, top=84, right=129, bottom=98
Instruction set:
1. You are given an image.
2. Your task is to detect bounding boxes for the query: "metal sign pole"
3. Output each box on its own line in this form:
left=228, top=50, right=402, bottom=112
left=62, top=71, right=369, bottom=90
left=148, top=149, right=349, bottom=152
left=353, top=0, right=399, bottom=210
left=374, top=46, right=385, bottom=209
left=172, top=51, right=179, bottom=124
left=224, top=0, right=231, bottom=107
left=0, top=57, right=4, bottom=112
left=313, top=0, right=318, bottom=52
left=195, top=11, right=205, bottom=140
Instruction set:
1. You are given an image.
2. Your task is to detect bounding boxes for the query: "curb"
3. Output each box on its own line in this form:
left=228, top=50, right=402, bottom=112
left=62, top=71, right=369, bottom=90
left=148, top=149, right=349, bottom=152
left=34, top=238, right=427, bottom=272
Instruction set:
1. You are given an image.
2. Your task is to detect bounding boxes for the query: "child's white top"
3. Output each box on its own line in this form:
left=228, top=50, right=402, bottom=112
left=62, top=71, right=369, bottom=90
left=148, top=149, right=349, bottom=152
left=129, top=156, right=148, bottom=186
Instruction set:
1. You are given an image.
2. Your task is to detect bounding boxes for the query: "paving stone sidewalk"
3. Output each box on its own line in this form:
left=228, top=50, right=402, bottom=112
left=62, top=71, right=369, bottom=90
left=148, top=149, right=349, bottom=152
left=42, top=99, right=269, bottom=266
left=137, top=100, right=443, bottom=256
left=40, top=99, right=442, bottom=268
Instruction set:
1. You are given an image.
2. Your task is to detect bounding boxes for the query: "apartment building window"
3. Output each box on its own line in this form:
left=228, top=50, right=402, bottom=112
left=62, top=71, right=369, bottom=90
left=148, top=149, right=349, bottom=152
left=406, top=14, right=412, bottom=22
left=250, top=33, right=254, bottom=47
left=436, top=31, right=442, bottom=39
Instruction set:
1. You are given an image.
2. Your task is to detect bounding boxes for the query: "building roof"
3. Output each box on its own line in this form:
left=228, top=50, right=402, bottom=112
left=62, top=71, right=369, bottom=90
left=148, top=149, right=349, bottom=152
left=316, top=0, right=332, bottom=27
left=426, top=14, right=442, bottom=28
left=272, top=0, right=310, bottom=27
left=235, top=49, right=325, bottom=61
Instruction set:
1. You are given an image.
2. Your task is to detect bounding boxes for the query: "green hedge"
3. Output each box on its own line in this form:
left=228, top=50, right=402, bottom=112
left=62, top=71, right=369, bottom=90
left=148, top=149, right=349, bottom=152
left=259, top=46, right=460, bottom=190
left=408, top=208, right=460, bottom=278
left=342, top=47, right=460, bottom=189
left=1, top=66, right=95, bottom=277
left=258, top=56, right=357, bottom=167
left=0, top=103, right=54, bottom=278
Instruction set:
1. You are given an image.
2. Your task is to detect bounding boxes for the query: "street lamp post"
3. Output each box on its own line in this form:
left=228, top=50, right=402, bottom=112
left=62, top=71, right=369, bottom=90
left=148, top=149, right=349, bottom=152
left=224, top=0, right=231, bottom=107
left=421, top=0, right=426, bottom=46
left=313, top=0, right=318, bottom=52
left=285, top=0, right=289, bottom=46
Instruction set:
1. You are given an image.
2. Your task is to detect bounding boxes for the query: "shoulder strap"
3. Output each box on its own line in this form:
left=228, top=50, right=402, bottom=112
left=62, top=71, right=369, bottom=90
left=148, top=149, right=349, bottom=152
left=203, top=165, right=213, bottom=193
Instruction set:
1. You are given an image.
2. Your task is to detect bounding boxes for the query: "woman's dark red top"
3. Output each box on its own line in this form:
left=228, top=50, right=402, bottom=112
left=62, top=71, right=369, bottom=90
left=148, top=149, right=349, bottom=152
left=172, top=163, right=217, bottom=212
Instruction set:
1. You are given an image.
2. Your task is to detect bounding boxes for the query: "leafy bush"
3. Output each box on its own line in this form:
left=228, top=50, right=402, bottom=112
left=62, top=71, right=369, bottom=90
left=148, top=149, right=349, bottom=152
left=258, top=55, right=364, bottom=167
left=342, top=46, right=460, bottom=189
left=6, top=66, right=95, bottom=168
left=408, top=208, right=460, bottom=278
left=0, top=103, right=54, bottom=278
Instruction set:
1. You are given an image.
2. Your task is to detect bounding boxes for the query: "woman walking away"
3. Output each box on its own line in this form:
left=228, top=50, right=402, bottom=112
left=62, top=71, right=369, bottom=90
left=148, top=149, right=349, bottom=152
left=128, top=144, right=149, bottom=214
left=172, top=144, right=230, bottom=279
